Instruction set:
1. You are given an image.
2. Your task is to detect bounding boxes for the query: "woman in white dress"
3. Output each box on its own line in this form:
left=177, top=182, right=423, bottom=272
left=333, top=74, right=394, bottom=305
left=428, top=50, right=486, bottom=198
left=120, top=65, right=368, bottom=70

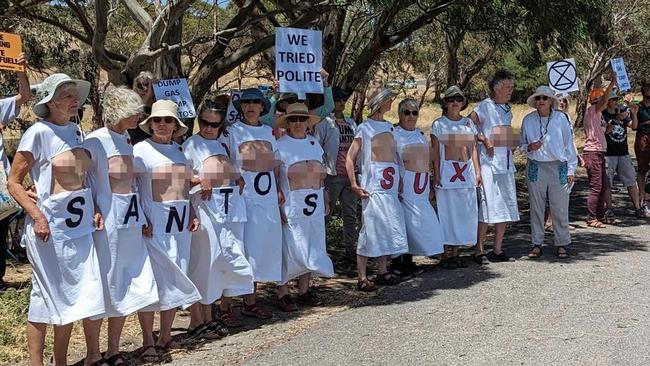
left=219, top=88, right=282, bottom=319
left=7, top=74, right=106, bottom=366
left=392, top=98, right=444, bottom=277
left=431, top=86, right=481, bottom=270
left=346, top=88, right=408, bottom=292
left=183, top=100, right=254, bottom=333
left=134, top=100, right=201, bottom=362
left=275, top=103, right=334, bottom=311
left=84, top=86, right=159, bottom=365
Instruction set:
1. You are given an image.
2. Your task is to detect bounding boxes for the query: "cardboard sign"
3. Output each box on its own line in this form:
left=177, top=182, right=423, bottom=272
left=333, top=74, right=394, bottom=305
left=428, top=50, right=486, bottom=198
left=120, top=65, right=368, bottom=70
left=611, top=57, right=631, bottom=91
left=226, top=90, right=243, bottom=125
left=0, top=32, right=24, bottom=72
left=275, top=27, right=323, bottom=94
left=153, top=78, right=196, bottom=118
left=547, top=58, right=579, bottom=93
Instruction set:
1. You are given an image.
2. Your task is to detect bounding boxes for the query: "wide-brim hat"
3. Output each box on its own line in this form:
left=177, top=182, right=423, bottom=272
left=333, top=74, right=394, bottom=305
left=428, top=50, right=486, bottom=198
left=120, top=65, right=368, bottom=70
left=367, top=88, right=397, bottom=116
left=275, top=102, right=321, bottom=131
left=442, top=85, right=469, bottom=111
left=32, top=73, right=91, bottom=118
left=139, top=99, right=188, bottom=138
left=233, top=88, right=271, bottom=116
left=527, top=85, right=558, bottom=109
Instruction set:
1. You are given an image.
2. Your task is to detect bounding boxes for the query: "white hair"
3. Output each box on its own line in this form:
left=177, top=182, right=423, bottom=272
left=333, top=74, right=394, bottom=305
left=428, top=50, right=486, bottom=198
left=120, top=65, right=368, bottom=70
left=102, top=86, right=143, bottom=127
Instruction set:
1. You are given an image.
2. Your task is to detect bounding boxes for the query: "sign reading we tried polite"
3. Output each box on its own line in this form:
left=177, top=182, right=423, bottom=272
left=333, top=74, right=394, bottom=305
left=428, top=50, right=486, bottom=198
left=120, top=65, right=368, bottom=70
left=0, top=32, right=24, bottom=72
left=153, top=78, right=196, bottom=118
left=275, top=27, right=323, bottom=94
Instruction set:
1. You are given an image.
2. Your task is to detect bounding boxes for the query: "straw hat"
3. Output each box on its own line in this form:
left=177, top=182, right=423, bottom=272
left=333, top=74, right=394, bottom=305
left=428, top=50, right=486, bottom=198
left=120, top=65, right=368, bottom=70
left=367, top=88, right=396, bottom=116
left=527, top=85, right=558, bottom=109
left=442, top=85, right=469, bottom=111
left=32, top=73, right=91, bottom=118
left=274, top=103, right=321, bottom=131
left=233, top=88, right=271, bottom=116
left=139, top=100, right=188, bottom=138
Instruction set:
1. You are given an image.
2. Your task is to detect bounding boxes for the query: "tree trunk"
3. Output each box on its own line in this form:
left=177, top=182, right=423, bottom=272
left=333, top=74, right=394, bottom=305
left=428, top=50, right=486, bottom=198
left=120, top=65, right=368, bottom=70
left=352, top=81, right=369, bottom=123
left=155, top=18, right=184, bottom=79
left=322, top=7, right=346, bottom=82
left=444, top=30, right=462, bottom=88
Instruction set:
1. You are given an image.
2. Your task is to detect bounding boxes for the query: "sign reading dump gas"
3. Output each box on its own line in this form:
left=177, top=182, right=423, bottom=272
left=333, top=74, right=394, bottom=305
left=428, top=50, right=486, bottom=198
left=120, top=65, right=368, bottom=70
left=0, top=32, right=24, bottom=72
left=275, top=27, right=323, bottom=94
left=153, top=78, right=196, bottom=118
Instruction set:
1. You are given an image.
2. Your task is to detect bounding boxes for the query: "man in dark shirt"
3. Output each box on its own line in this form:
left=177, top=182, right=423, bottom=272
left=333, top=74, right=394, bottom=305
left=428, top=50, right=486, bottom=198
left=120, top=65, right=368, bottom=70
left=603, top=95, right=643, bottom=218
left=635, top=82, right=650, bottom=216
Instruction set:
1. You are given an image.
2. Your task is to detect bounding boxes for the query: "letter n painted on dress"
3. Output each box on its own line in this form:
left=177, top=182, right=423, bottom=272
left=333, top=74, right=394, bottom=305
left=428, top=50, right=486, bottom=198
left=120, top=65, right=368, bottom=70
left=166, top=205, right=186, bottom=233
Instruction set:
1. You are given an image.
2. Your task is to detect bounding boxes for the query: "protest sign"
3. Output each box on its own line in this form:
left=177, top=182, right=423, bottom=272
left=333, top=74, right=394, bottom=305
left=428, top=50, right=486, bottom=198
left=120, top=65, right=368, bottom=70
left=226, top=90, right=244, bottom=125
left=547, top=58, right=579, bottom=93
left=275, top=27, right=323, bottom=94
left=0, top=32, right=24, bottom=72
left=153, top=78, right=196, bottom=118
left=611, top=57, right=631, bottom=91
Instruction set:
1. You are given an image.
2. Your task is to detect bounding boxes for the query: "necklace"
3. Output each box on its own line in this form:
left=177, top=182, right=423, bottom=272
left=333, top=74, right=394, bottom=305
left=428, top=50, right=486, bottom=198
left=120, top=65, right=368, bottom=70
left=497, top=103, right=511, bottom=114
left=538, top=110, right=552, bottom=140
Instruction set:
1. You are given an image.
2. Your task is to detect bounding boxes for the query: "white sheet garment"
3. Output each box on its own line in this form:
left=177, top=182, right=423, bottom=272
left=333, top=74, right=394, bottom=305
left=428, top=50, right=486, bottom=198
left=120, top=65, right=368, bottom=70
left=189, top=185, right=254, bottom=303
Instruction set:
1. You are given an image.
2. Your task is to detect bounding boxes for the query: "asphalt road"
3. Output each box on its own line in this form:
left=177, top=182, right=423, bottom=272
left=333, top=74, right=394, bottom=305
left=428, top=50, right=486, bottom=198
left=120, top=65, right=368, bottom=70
left=169, top=178, right=650, bottom=366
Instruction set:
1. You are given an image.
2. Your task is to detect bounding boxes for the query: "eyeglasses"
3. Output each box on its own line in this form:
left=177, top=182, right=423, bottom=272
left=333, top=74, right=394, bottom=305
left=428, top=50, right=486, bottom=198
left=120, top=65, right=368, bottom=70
left=199, top=118, right=223, bottom=129
left=445, top=96, right=464, bottom=103
left=401, top=110, right=419, bottom=116
left=151, top=116, right=176, bottom=124
left=287, top=116, right=309, bottom=123
left=535, top=96, right=549, bottom=101
left=241, top=99, right=262, bottom=105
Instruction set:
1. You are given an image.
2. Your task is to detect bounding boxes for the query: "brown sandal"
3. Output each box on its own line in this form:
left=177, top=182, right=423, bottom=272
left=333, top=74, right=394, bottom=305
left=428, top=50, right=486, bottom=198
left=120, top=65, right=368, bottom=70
left=555, top=246, right=570, bottom=259
left=356, top=278, right=377, bottom=292
left=241, top=303, right=272, bottom=319
left=219, top=309, right=242, bottom=328
left=139, top=345, right=160, bottom=363
left=587, top=219, right=606, bottom=228
left=528, top=245, right=543, bottom=259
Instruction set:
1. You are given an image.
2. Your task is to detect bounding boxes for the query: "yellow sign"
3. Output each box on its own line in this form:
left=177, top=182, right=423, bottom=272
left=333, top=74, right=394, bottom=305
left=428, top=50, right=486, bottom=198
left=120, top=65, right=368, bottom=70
left=0, top=32, right=24, bottom=72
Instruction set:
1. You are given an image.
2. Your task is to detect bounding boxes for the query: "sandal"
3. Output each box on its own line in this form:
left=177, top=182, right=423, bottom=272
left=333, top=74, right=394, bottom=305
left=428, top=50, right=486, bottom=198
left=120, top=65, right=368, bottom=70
left=555, top=246, right=570, bottom=259
left=104, top=354, right=126, bottom=366
left=374, top=272, right=401, bottom=286
left=207, top=320, right=230, bottom=337
left=356, top=278, right=377, bottom=292
left=139, top=346, right=160, bottom=363
left=528, top=245, right=543, bottom=259
left=187, top=323, right=222, bottom=340
left=587, top=219, right=606, bottom=228
left=241, top=303, right=272, bottom=319
left=219, top=309, right=242, bottom=328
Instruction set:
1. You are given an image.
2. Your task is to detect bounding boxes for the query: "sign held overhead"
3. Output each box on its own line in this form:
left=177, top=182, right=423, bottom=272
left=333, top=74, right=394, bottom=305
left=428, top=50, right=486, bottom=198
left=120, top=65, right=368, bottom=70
left=547, top=58, right=579, bottom=93
left=275, top=27, right=323, bottom=94
left=610, top=57, right=631, bottom=91
left=0, top=32, right=24, bottom=72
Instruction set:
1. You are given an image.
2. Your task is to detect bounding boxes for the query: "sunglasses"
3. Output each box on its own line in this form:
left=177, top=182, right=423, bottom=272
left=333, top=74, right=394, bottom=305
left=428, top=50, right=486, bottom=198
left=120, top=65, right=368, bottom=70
left=199, top=118, right=223, bottom=129
left=241, top=99, right=262, bottom=105
left=535, top=96, right=550, bottom=101
left=151, top=116, right=176, bottom=124
left=445, top=96, right=464, bottom=103
left=287, top=116, right=309, bottom=123
left=401, top=110, right=419, bottom=116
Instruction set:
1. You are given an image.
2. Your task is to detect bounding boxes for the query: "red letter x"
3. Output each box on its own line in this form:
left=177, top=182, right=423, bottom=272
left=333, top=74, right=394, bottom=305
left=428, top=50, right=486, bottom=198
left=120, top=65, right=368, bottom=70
left=450, top=162, right=467, bottom=182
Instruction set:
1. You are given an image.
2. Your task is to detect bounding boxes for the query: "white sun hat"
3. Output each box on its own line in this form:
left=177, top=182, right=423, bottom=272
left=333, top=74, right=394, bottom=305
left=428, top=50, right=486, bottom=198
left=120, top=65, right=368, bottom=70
left=32, top=73, right=91, bottom=118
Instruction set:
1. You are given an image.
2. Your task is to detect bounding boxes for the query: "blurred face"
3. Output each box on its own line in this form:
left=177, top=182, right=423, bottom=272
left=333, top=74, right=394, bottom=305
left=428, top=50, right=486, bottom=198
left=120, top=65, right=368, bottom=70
left=607, top=98, right=618, bottom=109
left=287, top=115, right=309, bottom=138
left=445, top=95, right=464, bottom=115
left=119, top=113, right=141, bottom=130
left=535, top=95, right=552, bottom=113
left=399, top=105, right=419, bottom=130
left=198, top=111, right=223, bottom=140
left=493, top=79, right=514, bottom=102
left=48, top=83, right=80, bottom=118
left=334, top=98, right=346, bottom=113
left=241, top=99, right=263, bottom=122
left=558, top=98, right=568, bottom=111
left=150, top=116, right=177, bottom=141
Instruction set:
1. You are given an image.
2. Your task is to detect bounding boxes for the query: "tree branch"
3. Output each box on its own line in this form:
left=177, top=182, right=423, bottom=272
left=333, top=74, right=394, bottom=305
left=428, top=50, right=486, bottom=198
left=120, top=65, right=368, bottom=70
left=120, top=0, right=153, bottom=32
